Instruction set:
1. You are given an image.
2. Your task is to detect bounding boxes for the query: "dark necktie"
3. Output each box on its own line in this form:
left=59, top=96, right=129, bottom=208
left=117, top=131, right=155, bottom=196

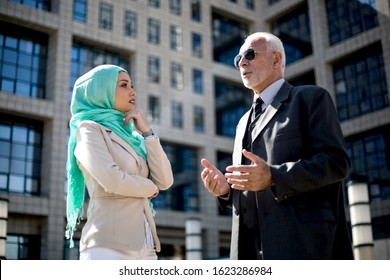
left=251, top=97, right=263, bottom=122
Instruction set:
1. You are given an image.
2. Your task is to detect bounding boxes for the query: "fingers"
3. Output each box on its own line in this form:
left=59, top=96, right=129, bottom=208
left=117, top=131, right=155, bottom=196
left=123, top=109, right=150, bottom=132
left=201, top=158, right=217, bottom=169
left=242, top=149, right=262, bottom=164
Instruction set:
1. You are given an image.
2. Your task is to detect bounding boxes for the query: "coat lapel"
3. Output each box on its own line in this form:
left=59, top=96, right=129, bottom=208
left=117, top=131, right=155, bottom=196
left=251, top=82, right=292, bottom=142
left=98, top=124, right=141, bottom=166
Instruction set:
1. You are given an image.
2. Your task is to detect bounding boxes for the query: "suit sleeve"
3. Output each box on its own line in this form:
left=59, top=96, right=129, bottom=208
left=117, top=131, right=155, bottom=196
left=74, top=121, right=158, bottom=198
left=270, top=87, right=351, bottom=201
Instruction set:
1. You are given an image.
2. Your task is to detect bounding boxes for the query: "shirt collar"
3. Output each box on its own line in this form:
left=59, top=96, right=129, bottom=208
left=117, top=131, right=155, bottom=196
left=253, top=78, right=285, bottom=108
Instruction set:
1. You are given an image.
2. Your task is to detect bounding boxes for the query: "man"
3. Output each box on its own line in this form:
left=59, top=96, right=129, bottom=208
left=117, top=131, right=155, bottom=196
left=200, top=32, right=354, bottom=260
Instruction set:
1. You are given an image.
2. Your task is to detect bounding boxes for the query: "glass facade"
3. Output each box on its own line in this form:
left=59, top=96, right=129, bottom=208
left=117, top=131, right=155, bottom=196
left=10, top=0, right=51, bottom=11
left=192, top=68, right=203, bottom=94
left=326, top=0, right=378, bottom=45
left=148, top=18, right=160, bottom=45
left=124, top=10, right=137, bottom=38
left=148, top=0, right=160, bottom=8
left=0, top=114, right=43, bottom=195
left=148, top=95, right=161, bottom=124
left=191, top=0, right=201, bottom=22
left=171, top=100, right=183, bottom=128
left=6, top=234, right=41, bottom=260
left=193, top=105, right=204, bottom=133
left=154, top=142, right=199, bottom=212
left=73, top=0, right=87, bottom=22
left=170, top=0, right=181, bottom=16
left=170, top=25, right=183, bottom=52
left=215, top=78, right=252, bottom=137
left=334, top=44, right=389, bottom=121
left=346, top=131, right=389, bottom=184
left=0, top=22, right=48, bottom=99
left=99, top=2, right=113, bottom=30
left=217, top=151, right=232, bottom=216
left=148, top=55, right=160, bottom=83
left=69, top=42, right=129, bottom=102
left=192, top=32, right=202, bottom=58
left=271, top=3, right=312, bottom=65
left=171, top=62, right=183, bottom=90
left=212, top=12, right=248, bottom=67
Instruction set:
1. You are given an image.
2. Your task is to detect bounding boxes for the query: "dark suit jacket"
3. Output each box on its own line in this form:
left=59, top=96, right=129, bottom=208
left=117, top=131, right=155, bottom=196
left=223, top=81, right=354, bottom=260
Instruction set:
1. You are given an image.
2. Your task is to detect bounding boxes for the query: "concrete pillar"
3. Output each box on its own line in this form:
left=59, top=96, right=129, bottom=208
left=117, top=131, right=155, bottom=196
left=185, top=217, right=202, bottom=260
left=0, top=198, right=9, bottom=260
left=347, top=180, right=374, bottom=259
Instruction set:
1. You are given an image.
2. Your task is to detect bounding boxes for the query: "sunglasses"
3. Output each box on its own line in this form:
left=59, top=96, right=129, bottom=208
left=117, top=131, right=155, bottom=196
left=234, top=48, right=273, bottom=68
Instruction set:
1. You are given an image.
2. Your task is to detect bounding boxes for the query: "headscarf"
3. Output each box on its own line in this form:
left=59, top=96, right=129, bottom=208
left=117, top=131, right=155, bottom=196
left=65, top=64, right=147, bottom=247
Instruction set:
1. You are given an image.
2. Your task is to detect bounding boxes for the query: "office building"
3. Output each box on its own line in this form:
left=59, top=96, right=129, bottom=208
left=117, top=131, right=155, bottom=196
left=0, top=0, right=389, bottom=259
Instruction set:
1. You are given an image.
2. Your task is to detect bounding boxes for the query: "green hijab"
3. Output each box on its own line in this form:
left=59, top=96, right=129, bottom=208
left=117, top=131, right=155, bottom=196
left=65, top=64, right=147, bottom=247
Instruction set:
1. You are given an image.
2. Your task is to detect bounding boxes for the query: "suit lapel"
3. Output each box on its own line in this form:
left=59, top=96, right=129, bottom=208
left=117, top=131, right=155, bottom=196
left=251, top=82, right=293, bottom=142
left=233, top=110, right=250, bottom=165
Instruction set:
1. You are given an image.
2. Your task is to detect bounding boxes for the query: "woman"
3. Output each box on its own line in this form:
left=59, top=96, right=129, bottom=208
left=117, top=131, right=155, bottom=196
left=65, top=64, right=173, bottom=260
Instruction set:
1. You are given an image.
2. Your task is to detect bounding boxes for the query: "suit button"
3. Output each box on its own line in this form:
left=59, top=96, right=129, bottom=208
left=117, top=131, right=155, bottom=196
left=235, top=210, right=239, bottom=216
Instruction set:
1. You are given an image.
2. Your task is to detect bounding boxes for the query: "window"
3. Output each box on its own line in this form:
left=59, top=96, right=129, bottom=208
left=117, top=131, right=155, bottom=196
left=170, top=25, right=183, bottom=52
left=326, top=0, right=378, bottom=45
left=333, top=44, right=388, bottom=121
left=217, top=151, right=232, bottom=216
left=0, top=22, right=48, bottom=98
left=10, top=0, right=51, bottom=11
left=212, top=12, right=249, bottom=67
left=246, top=0, right=255, bottom=10
left=70, top=42, right=129, bottom=102
left=148, top=96, right=161, bottom=124
left=124, top=10, right=137, bottom=38
left=194, top=106, right=204, bottom=133
left=192, top=68, right=203, bottom=94
left=73, top=0, right=87, bottom=22
left=346, top=130, right=389, bottom=195
left=192, top=32, right=202, bottom=58
left=0, top=114, right=43, bottom=195
left=148, top=0, right=159, bottom=8
left=154, top=143, right=199, bottom=212
left=171, top=62, right=183, bottom=90
left=148, top=18, right=160, bottom=45
left=6, top=234, right=41, bottom=259
left=148, top=56, right=160, bottom=83
left=99, top=2, right=113, bottom=30
left=215, top=78, right=252, bottom=137
left=171, top=101, right=183, bottom=128
left=170, top=0, right=181, bottom=16
left=271, top=3, right=312, bottom=65
left=191, top=0, right=201, bottom=22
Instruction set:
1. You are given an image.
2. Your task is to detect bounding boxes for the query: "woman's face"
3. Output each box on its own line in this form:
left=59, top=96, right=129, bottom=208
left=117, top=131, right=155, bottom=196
left=114, top=71, right=136, bottom=113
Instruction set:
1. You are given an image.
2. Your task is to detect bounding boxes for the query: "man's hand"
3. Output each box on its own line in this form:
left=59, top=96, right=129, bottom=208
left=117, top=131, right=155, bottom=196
left=225, top=149, right=273, bottom=191
left=200, top=158, right=231, bottom=197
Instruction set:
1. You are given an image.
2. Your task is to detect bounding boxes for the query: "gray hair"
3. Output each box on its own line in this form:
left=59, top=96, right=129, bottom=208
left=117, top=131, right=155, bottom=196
left=245, top=32, right=286, bottom=72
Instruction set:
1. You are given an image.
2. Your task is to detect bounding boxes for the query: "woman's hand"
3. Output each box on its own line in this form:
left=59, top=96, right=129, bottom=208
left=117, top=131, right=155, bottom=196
left=123, top=109, right=150, bottom=134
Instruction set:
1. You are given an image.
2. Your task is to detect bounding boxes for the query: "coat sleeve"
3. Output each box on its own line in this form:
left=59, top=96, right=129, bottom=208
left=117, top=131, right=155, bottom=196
left=144, top=138, right=174, bottom=190
left=74, top=121, right=158, bottom=198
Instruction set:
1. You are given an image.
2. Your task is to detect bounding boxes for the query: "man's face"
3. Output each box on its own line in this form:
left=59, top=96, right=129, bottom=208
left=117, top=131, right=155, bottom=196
left=237, top=38, right=278, bottom=94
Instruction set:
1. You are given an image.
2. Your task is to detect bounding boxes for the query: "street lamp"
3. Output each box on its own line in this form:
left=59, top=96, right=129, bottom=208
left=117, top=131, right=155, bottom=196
left=0, top=198, right=9, bottom=260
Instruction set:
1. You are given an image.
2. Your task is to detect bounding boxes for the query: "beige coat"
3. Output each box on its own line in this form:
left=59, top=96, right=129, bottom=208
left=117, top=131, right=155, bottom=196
left=74, top=120, right=173, bottom=252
